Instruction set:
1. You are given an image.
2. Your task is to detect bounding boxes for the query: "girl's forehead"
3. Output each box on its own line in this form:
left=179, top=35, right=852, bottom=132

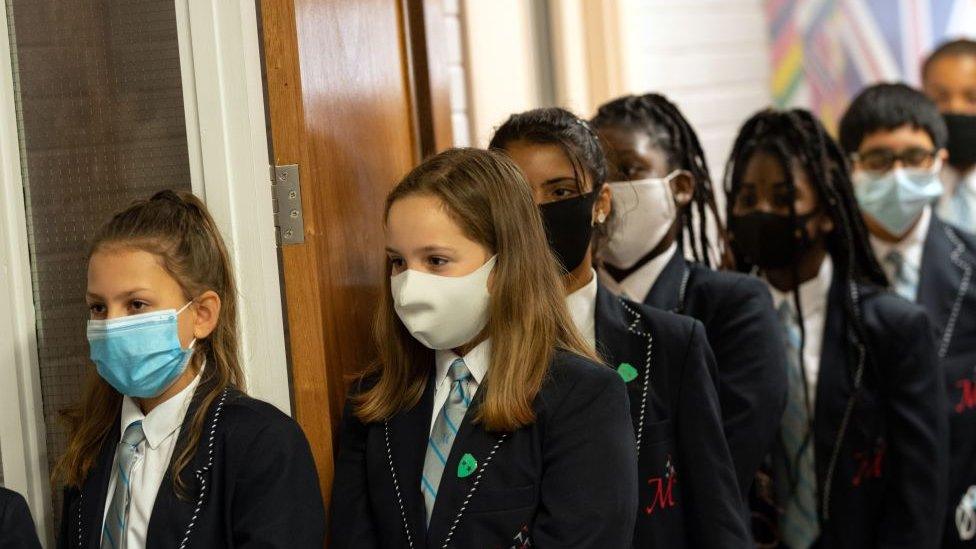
left=87, top=247, right=181, bottom=295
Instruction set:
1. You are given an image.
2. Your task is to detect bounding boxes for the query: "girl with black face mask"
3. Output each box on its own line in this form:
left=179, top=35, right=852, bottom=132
left=725, top=108, right=948, bottom=549
left=491, top=107, right=750, bottom=549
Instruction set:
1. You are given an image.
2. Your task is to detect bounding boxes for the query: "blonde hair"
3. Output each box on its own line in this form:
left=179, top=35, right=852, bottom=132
left=356, top=148, right=598, bottom=431
left=54, top=190, right=243, bottom=496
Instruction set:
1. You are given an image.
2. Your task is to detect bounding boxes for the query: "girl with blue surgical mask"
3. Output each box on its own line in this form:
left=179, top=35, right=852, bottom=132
left=55, top=190, right=325, bottom=548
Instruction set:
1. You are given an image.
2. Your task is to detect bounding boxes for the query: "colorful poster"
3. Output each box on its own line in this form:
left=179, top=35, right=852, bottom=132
left=767, top=0, right=976, bottom=131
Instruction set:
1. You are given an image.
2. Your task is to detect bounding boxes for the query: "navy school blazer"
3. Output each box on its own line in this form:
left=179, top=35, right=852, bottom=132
left=772, top=274, right=948, bottom=548
left=594, top=284, right=752, bottom=549
left=329, top=350, right=638, bottom=548
left=916, top=217, right=976, bottom=548
left=643, top=253, right=789, bottom=501
left=57, top=377, right=326, bottom=549
left=0, top=487, right=42, bottom=549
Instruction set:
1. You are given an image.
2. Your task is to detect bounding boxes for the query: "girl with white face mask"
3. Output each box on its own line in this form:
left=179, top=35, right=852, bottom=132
left=330, top=148, right=637, bottom=549
left=491, top=107, right=750, bottom=549
left=590, top=94, right=789, bottom=516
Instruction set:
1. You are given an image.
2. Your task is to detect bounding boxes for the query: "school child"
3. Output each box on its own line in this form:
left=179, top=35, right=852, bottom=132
left=922, top=39, right=976, bottom=232
left=590, top=93, right=788, bottom=504
left=725, top=108, right=948, bottom=548
left=329, top=148, right=638, bottom=548
left=0, top=487, right=42, bottom=548
left=839, top=83, right=976, bottom=547
left=55, top=190, right=325, bottom=548
left=491, top=107, right=750, bottom=548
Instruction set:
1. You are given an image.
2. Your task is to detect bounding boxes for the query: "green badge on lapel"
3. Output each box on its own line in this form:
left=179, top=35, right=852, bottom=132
left=617, top=362, right=638, bottom=383
left=458, top=453, right=478, bottom=478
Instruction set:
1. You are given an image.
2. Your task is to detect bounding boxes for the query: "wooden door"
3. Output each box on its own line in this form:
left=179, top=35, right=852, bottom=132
left=257, top=0, right=453, bottom=517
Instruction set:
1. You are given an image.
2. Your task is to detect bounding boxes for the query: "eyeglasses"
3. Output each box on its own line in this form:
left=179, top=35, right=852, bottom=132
left=850, top=147, right=938, bottom=172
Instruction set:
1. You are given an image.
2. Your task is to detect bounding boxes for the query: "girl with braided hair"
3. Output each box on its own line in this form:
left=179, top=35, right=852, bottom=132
left=591, top=93, right=788, bottom=512
left=725, top=108, right=947, bottom=548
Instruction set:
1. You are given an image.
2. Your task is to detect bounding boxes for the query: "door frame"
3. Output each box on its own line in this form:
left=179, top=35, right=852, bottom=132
left=0, top=0, right=291, bottom=538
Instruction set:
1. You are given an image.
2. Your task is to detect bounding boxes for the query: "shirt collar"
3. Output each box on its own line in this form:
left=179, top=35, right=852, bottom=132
left=600, top=242, right=678, bottom=302
left=434, top=339, right=489, bottom=389
left=869, top=206, right=931, bottom=270
left=565, top=269, right=598, bottom=344
left=119, top=359, right=206, bottom=450
left=767, top=255, right=833, bottom=316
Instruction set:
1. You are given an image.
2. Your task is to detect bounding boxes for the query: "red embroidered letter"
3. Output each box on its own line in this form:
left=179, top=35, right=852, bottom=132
left=956, top=379, right=976, bottom=414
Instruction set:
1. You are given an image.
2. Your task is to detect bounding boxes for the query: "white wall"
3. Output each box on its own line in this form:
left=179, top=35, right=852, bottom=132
left=444, top=0, right=473, bottom=147
left=618, top=0, right=772, bottom=177
left=461, top=0, right=545, bottom=147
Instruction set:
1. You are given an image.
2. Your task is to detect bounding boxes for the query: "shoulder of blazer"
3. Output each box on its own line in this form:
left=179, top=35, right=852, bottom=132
left=215, top=390, right=308, bottom=446
left=688, top=263, right=772, bottom=309
left=855, top=282, right=934, bottom=351
left=538, top=350, right=622, bottom=413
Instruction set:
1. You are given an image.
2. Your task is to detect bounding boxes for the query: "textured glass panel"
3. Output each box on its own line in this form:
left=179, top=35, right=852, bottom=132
left=5, top=0, right=191, bottom=527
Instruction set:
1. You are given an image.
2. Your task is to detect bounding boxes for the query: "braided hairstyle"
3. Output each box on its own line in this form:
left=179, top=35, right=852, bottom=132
left=724, top=108, right=887, bottom=289
left=591, top=93, right=729, bottom=267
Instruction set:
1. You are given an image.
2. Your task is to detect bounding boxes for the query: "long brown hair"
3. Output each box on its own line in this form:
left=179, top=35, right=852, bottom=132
left=356, top=148, right=597, bottom=431
left=54, top=190, right=244, bottom=496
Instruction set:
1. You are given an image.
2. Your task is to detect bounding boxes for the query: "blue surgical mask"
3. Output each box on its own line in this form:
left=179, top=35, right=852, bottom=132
left=853, top=160, right=944, bottom=236
left=88, top=301, right=196, bottom=398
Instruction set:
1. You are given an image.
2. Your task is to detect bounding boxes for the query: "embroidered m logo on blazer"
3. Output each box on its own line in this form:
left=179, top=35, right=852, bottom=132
left=852, top=440, right=886, bottom=487
left=955, top=378, right=976, bottom=414
left=645, top=454, right=677, bottom=515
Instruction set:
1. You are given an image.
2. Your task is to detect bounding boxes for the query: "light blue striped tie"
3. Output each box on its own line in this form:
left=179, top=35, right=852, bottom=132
left=101, top=420, right=145, bottom=549
left=948, top=182, right=974, bottom=231
left=422, top=359, right=472, bottom=525
left=885, top=249, right=919, bottom=302
left=777, top=301, right=820, bottom=549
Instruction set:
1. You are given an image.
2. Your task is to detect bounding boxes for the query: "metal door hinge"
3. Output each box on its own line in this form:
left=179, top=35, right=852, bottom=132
left=271, top=164, right=304, bottom=245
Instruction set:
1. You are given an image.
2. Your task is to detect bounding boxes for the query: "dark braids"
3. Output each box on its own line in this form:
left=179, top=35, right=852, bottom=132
left=724, top=108, right=887, bottom=289
left=489, top=107, right=608, bottom=194
left=591, top=93, right=729, bottom=267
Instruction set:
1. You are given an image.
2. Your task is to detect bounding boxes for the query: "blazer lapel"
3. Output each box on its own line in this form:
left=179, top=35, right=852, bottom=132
left=595, top=284, right=659, bottom=450
left=78, top=434, right=116, bottom=548
left=918, top=217, right=974, bottom=358
left=387, top=376, right=435, bottom=545
left=425, top=386, right=507, bottom=547
left=145, top=374, right=226, bottom=548
left=644, top=251, right=686, bottom=312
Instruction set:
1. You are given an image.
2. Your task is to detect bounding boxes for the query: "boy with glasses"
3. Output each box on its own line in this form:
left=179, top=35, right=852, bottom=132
left=840, top=82, right=976, bottom=548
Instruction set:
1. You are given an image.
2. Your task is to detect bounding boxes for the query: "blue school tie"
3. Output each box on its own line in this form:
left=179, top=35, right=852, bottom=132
left=101, top=420, right=145, bottom=549
left=421, top=359, right=472, bottom=525
left=884, top=249, right=919, bottom=302
left=777, top=301, right=820, bottom=549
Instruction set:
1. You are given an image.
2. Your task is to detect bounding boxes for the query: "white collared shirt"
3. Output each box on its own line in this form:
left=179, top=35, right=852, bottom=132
left=599, top=242, right=678, bottom=303
left=767, top=257, right=833, bottom=410
left=565, top=269, right=599, bottom=348
left=940, top=165, right=976, bottom=231
left=101, top=362, right=204, bottom=548
left=431, top=341, right=489, bottom=434
left=870, top=206, right=931, bottom=301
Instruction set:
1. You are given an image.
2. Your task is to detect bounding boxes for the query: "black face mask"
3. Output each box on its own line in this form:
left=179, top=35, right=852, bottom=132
left=539, top=193, right=595, bottom=272
left=730, top=211, right=817, bottom=270
left=944, top=113, right=976, bottom=169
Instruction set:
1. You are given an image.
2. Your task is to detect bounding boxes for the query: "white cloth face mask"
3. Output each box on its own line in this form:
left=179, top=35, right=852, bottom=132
left=603, top=171, right=682, bottom=270
left=390, top=255, right=496, bottom=350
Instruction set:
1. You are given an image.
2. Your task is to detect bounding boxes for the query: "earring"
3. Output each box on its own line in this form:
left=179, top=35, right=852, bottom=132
left=596, top=211, right=607, bottom=224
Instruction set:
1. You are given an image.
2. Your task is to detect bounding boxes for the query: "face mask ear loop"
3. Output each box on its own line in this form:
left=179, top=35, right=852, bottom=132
left=176, top=300, right=194, bottom=316
left=663, top=170, right=683, bottom=221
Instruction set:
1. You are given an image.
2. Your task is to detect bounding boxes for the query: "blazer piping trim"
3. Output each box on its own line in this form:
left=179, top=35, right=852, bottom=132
left=619, top=297, right=654, bottom=456
left=938, top=225, right=972, bottom=360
